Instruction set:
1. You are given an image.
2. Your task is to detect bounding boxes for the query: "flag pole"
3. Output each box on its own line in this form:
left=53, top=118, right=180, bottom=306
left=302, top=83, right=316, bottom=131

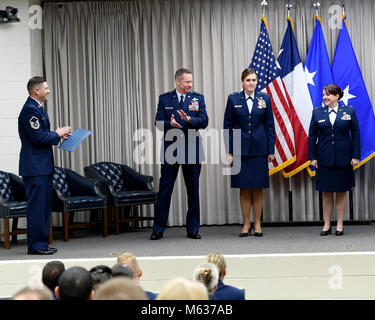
left=261, top=0, right=268, bottom=17
left=341, top=4, right=354, bottom=222
left=313, top=1, right=323, bottom=222
left=313, top=2, right=320, bottom=17
left=260, top=0, right=268, bottom=222
left=286, top=1, right=294, bottom=222
left=286, top=1, right=292, bottom=17
left=260, top=0, right=267, bottom=225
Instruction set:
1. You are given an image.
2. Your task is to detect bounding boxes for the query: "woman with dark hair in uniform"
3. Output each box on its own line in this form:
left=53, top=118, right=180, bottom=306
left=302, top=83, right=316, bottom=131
left=308, top=84, right=360, bottom=236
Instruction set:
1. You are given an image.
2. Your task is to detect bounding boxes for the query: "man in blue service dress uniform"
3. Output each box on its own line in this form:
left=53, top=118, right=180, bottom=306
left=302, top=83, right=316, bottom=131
left=18, top=77, right=71, bottom=255
left=151, top=68, right=209, bottom=240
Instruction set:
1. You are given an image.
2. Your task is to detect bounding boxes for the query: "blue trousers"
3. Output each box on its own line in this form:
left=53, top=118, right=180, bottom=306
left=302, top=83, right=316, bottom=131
left=23, top=175, right=52, bottom=252
left=153, top=163, right=201, bottom=234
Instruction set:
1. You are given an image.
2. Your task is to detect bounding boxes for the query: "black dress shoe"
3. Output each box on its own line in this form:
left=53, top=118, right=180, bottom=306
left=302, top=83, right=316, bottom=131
left=320, top=227, right=332, bottom=236
left=187, top=232, right=201, bottom=239
left=252, top=225, right=263, bottom=237
left=150, top=232, right=163, bottom=240
left=239, top=229, right=251, bottom=237
left=28, top=248, right=56, bottom=255
left=335, top=229, right=344, bottom=236
left=48, top=247, right=58, bottom=253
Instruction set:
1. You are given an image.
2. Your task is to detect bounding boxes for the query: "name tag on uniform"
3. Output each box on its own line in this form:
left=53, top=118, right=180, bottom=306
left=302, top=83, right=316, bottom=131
left=165, top=107, right=174, bottom=110
left=234, top=105, right=242, bottom=108
left=42, top=117, right=46, bottom=120
left=341, top=114, right=351, bottom=120
left=318, top=119, right=325, bottom=123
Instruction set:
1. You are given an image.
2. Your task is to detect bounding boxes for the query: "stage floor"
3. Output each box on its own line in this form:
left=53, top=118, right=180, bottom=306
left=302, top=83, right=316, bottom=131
left=2, top=224, right=375, bottom=299
left=1, top=224, right=375, bottom=260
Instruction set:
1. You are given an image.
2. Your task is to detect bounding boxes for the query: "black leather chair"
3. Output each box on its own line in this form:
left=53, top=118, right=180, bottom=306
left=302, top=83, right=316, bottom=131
left=52, top=166, right=108, bottom=241
left=0, top=171, right=29, bottom=249
left=84, top=162, right=156, bottom=235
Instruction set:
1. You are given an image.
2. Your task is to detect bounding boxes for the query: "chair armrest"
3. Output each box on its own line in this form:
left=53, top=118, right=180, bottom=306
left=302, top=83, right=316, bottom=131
left=65, top=169, right=101, bottom=197
left=120, top=165, right=154, bottom=191
left=84, top=166, right=116, bottom=196
left=8, top=173, right=27, bottom=202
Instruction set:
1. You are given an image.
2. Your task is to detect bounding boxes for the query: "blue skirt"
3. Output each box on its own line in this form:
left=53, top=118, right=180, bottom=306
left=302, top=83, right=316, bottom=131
left=231, top=155, right=269, bottom=189
left=315, top=166, right=354, bottom=192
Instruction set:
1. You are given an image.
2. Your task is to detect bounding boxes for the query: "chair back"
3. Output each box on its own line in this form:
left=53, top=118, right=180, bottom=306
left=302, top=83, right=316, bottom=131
left=53, top=167, right=70, bottom=197
left=91, top=162, right=124, bottom=192
left=0, top=170, right=13, bottom=202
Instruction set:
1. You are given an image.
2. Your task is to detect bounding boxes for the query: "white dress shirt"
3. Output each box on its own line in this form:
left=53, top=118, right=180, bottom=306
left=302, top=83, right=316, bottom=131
left=328, top=105, right=339, bottom=126
left=176, top=91, right=186, bottom=105
left=245, top=92, right=255, bottom=114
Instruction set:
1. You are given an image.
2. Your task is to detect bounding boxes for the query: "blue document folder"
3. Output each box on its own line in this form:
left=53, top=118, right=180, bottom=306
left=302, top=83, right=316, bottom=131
left=58, top=128, right=93, bottom=152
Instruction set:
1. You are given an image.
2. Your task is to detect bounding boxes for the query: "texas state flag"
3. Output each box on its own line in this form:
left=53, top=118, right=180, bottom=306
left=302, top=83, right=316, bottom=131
left=277, top=17, right=314, bottom=177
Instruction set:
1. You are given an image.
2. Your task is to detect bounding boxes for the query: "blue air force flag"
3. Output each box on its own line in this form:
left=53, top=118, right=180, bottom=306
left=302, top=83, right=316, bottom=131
left=304, top=16, right=334, bottom=108
left=305, top=16, right=334, bottom=176
left=332, top=15, right=375, bottom=168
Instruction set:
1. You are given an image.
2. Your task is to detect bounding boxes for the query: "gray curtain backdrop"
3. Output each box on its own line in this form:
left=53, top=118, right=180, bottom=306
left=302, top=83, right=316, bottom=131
left=43, top=0, right=375, bottom=228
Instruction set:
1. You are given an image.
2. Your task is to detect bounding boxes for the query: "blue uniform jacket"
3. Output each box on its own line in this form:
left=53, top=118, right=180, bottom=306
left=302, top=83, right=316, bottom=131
left=308, top=105, right=360, bottom=167
left=18, top=97, right=60, bottom=176
left=213, top=280, right=245, bottom=300
left=155, top=89, right=208, bottom=163
left=223, top=90, right=275, bottom=156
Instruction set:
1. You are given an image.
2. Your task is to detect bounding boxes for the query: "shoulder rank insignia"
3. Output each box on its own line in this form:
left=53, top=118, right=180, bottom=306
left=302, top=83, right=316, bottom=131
left=29, top=116, right=40, bottom=129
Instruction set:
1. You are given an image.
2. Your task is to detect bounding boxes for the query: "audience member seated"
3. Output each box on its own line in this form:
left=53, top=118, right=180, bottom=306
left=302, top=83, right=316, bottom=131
left=117, top=252, right=157, bottom=300
left=157, top=277, right=208, bottom=300
left=10, top=252, right=246, bottom=301
left=193, top=262, right=219, bottom=299
left=94, top=278, right=147, bottom=300
left=111, top=263, right=133, bottom=278
left=55, top=266, right=94, bottom=300
left=13, top=286, right=53, bottom=300
left=42, top=261, right=65, bottom=300
left=206, top=252, right=245, bottom=300
left=89, top=265, right=112, bottom=291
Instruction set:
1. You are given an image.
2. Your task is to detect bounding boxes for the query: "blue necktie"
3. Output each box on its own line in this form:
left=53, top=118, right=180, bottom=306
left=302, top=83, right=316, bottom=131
left=179, top=95, right=184, bottom=109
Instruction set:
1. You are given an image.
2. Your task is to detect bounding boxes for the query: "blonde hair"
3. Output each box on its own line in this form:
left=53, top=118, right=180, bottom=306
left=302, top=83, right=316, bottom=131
left=206, top=252, right=226, bottom=279
left=13, top=285, right=53, bottom=300
left=157, top=277, right=208, bottom=300
left=94, top=278, right=147, bottom=300
left=117, top=252, right=140, bottom=278
left=193, top=262, right=219, bottom=293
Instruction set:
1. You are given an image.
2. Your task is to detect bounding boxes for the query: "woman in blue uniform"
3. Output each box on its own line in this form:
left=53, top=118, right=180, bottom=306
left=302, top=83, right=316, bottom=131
left=223, top=68, right=275, bottom=237
left=308, top=84, right=360, bottom=236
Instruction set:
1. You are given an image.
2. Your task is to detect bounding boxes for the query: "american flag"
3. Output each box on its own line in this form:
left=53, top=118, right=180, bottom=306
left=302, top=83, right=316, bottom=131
left=249, top=16, right=296, bottom=175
